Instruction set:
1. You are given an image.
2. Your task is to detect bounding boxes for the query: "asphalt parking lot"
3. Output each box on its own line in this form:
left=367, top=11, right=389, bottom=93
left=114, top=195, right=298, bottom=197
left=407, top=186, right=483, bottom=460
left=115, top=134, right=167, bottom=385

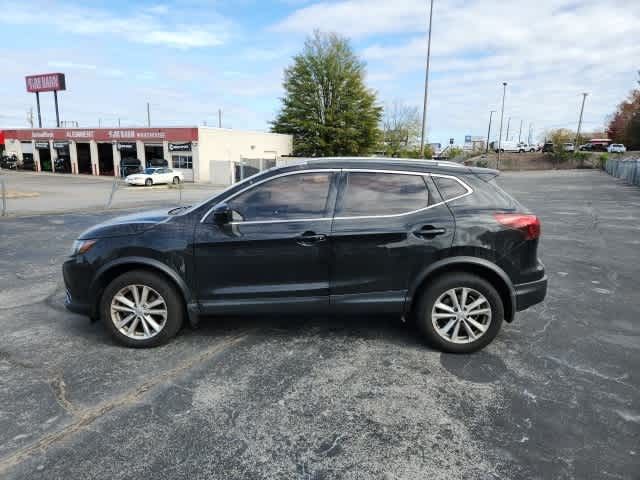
left=0, top=169, right=638, bottom=479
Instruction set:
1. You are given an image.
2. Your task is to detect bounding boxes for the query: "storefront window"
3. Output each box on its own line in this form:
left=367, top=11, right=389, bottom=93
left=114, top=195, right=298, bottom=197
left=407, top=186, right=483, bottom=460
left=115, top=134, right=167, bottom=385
left=172, top=155, right=193, bottom=169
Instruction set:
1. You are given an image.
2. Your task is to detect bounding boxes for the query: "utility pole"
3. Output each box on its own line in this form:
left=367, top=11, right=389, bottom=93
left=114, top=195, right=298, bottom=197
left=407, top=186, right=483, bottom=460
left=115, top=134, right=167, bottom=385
left=218, top=109, right=222, bottom=128
left=419, top=0, right=435, bottom=156
left=574, top=92, right=588, bottom=147
left=118, top=118, right=121, bottom=127
left=518, top=119, right=523, bottom=143
left=528, top=123, right=533, bottom=145
left=27, top=107, right=34, bottom=127
left=506, top=117, right=511, bottom=142
left=486, top=110, right=496, bottom=153
left=98, top=118, right=101, bottom=127
left=35, top=92, right=42, bottom=128
left=146, top=102, right=151, bottom=127
left=497, top=82, right=507, bottom=169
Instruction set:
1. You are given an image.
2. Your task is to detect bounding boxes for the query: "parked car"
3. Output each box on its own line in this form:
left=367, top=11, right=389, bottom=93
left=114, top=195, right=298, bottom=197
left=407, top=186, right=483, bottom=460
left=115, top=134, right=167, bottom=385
left=517, top=143, right=537, bottom=153
left=64, top=158, right=547, bottom=353
left=120, top=158, right=142, bottom=177
left=146, top=158, right=169, bottom=168
left=607, top=144, right=626, bottom=153
left=0, top=155, right=18, bottom=169
left=562, top=143, right=575, bottom=152
left=493, top=141, right=521, bottom=153
left=54, top=157, right=72, bottom=173
left=542, top=142, right=554, bottom=153
left=125, top=167, right=184, bottom=186
left=578, top=143, right=593, bottom=151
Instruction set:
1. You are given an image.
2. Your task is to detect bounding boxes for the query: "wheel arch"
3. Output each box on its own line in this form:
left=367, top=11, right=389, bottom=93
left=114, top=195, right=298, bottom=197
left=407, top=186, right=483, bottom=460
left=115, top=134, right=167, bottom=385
left=407, top=257, right=516, bottom=322
left=89, top=257, right=197, bottom=326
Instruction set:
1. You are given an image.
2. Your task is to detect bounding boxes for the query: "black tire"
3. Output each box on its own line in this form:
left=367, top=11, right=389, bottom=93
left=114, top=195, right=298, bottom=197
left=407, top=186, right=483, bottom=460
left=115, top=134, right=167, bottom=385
left=172, top=176, right=180, bottom=185
left=415, top=272, right=503, bottom=353
left=145, top=178, right=153, bottom=186
left=100, top=270, right=184, bottom=348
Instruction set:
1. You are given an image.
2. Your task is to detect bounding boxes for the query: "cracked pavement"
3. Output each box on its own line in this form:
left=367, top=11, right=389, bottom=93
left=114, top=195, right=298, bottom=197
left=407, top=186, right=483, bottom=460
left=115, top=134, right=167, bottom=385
left=0, top=170, right=638, bottom=479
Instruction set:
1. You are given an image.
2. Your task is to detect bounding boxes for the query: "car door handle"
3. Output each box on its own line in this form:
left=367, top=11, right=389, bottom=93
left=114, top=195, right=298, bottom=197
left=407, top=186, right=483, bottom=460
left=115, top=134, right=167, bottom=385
left=414, top=225, right=447, bottom=238
left=296, top=231, right=327, bottom=246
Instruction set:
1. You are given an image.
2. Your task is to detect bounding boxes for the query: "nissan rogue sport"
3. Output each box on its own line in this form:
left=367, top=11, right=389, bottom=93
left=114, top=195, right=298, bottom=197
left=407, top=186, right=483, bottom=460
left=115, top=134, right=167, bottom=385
left=63, top=158, right=547, bottom=353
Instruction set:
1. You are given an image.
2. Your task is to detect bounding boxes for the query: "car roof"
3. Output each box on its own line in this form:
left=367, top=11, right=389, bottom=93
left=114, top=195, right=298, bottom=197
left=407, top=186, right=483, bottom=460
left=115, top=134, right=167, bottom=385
left=279, top=157, right=498, bottom=176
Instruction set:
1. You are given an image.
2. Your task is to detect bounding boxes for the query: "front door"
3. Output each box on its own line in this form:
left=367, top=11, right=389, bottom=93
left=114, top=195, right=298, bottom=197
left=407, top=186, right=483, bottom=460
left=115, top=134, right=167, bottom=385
left=193, top=170, right=338, bottom=314
left=330, top=170, right=455, bottom=314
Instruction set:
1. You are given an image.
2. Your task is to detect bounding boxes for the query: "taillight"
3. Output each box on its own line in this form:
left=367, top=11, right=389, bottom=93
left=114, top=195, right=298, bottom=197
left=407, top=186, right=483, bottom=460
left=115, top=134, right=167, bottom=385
left=494, top=213, right=541, bottom=240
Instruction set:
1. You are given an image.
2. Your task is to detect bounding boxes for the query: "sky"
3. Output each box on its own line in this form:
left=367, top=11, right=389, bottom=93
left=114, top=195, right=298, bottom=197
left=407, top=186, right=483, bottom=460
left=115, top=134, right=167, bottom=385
left=0, top=0, right=638, bottom=146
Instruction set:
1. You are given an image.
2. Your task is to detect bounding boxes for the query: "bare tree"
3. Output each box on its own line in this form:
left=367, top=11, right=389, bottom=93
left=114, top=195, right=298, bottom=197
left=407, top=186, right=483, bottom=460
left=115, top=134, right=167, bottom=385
left=382, top=100, right=421, bottom=157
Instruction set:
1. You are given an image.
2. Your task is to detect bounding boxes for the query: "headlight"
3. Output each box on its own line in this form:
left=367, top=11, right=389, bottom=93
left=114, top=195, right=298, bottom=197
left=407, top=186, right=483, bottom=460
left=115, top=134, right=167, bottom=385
left=71, top=239, right=97, bottom=255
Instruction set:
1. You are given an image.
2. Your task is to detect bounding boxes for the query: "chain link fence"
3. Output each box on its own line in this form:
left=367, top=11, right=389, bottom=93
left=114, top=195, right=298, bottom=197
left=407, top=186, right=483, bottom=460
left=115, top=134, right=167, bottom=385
left=605, top=157, right=640, bottom=186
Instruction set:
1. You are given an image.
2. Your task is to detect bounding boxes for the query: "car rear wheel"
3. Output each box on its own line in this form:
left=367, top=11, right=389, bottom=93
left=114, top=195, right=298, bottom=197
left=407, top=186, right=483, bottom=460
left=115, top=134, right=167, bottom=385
left=100, top=270, right=183, bottom=348
left=415, top=272, right=503, bottom=353
left=145, top=178, right=153, bottom=187
left=172, top=176, right=180, bottom=185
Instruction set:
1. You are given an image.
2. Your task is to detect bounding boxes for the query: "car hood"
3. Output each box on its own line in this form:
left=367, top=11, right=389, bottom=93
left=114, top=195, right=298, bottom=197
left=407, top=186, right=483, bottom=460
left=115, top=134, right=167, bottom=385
left=78, top=209, right=172, bottom=239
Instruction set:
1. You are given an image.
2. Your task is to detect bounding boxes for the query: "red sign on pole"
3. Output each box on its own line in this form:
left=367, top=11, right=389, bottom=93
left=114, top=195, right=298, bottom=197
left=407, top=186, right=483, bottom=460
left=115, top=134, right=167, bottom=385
left=25, top=73, right=66, bottom=93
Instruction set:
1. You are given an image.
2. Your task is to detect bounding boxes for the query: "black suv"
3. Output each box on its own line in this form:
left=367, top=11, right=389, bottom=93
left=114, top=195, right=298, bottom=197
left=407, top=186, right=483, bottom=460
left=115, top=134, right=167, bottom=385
left=64, top=158, right=547, bottom=353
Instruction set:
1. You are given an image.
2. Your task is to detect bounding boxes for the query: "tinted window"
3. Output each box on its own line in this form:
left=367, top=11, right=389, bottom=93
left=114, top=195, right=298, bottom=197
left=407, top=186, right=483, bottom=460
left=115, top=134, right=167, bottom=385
left=337, top=172, right=430, bottom=217
left=228, top=172, right=332, bottom=221
left=433, top=176, right=468, bottom=201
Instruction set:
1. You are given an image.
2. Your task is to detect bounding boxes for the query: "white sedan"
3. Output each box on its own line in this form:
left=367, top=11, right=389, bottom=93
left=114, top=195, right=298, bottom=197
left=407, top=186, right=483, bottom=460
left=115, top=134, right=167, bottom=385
left=607, top=143, right=626, bottom=153
left=125, top=167, right=184, bottom=186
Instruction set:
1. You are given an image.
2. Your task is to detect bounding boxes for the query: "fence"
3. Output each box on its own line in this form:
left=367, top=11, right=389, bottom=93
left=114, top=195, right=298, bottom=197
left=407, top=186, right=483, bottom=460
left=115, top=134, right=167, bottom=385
left=605, top=157, right=640, bottom=186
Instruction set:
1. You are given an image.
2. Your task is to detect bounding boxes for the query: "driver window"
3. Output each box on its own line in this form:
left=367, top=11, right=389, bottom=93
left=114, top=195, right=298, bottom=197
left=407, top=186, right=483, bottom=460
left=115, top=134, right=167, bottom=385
left=228, top=172, right=333, bottom=222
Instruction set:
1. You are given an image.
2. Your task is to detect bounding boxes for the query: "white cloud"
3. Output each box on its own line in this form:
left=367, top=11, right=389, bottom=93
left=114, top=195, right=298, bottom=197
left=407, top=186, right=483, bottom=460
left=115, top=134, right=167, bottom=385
left=274, top=0, right=640, bottom=142
left=0, top=1, right=232, bottom=49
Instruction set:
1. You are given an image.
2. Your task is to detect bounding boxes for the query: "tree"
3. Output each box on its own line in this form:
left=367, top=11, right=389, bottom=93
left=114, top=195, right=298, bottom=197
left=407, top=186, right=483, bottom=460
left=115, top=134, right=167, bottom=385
left=381, top=100, right=421, bottom=157
left=272, top=31, right=382, bottom=157
left=606, top=72, right=640, bottom=150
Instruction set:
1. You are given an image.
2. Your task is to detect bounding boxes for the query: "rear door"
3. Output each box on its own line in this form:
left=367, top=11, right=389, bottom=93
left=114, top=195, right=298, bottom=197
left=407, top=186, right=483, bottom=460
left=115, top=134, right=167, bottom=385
left=329, top=170, right=455, bottom=314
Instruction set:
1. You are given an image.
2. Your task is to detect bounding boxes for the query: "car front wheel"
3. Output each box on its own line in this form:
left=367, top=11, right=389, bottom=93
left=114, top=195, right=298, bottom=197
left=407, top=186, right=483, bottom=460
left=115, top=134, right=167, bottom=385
left=100, top=270, right=184, bottom=348
left=145, top=178, right=153, bottom=186
left=415, top=272, right=503, bottom=353
left=172, top=176, right=180, bottom=184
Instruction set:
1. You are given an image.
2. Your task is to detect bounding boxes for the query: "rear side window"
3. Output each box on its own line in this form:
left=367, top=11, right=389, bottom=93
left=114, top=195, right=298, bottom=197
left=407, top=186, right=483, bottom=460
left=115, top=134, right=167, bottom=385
left=337, top=172, right=430, bottom=217
left=433, top=176, right=468, bottom=201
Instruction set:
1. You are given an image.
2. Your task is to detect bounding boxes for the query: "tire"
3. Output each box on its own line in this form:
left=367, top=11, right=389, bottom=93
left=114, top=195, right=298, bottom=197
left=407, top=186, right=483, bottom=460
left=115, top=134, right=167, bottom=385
left=172, top=176, right=180, bottom=185
left=499, top=149, right=505, bottom=153
left=145, top=178, right=153, bottom=187
left=100, top=270, right=184, bottom=348
left=415, top=272, right=503, bottom=353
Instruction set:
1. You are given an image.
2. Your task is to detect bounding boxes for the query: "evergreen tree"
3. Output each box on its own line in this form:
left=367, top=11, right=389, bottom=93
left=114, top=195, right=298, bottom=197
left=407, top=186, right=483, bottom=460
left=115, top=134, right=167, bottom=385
left=272, top=31, right=382, bottom=157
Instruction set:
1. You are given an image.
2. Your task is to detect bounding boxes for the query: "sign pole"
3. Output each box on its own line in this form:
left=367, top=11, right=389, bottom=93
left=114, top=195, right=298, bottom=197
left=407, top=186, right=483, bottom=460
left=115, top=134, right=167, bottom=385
left=54, top=90, right=60, bottom=127
left=36, top=92, right=42, bottom=128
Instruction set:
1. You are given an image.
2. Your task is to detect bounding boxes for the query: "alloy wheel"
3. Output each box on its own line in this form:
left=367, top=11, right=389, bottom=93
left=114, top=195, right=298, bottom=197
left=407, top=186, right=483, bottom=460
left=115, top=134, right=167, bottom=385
left=110, top=284, right=168, bottom=340
left=431, top=287, right=492, bottom=344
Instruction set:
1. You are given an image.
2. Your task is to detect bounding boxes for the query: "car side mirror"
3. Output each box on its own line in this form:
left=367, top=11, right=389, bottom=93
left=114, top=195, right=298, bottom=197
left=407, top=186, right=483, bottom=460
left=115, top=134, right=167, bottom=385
left=212, top=203, right=232, bottom=224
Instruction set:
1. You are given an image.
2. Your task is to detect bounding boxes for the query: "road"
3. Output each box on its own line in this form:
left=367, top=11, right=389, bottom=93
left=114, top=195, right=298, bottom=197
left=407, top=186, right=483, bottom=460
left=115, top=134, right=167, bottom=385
left=0, top=170, right=638, bottom=479
left=0, top=170, right=220, bottom=215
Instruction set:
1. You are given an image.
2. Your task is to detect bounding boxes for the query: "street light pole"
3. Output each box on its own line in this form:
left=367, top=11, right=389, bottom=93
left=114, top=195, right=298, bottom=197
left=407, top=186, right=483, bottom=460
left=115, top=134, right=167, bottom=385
left=419, top=0, right=435, bottom=157
left=486, top=110, right=496, bottom=153
left=506, top=117, right=511, bottom=142
left=497, top=82, right=507, bottom=168
left=574, top=92, right=588, bottom=147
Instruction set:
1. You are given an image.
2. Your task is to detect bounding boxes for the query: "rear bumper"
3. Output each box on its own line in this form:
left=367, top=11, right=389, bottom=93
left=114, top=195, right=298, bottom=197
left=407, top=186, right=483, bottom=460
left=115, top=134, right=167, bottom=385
left=514, top=276, right=547, bottom=311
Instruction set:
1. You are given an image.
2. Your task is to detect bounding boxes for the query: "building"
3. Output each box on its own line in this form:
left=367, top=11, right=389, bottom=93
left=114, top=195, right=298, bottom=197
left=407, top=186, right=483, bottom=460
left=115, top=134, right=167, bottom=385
left=2, top=126, right=293, bottom=185
left=463, top=135, right=486, bottom=153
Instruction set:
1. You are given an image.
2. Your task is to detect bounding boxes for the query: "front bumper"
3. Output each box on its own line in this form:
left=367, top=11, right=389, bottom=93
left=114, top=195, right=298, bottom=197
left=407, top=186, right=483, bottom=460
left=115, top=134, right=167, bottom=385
left=514, top=275, right=548, bottom=311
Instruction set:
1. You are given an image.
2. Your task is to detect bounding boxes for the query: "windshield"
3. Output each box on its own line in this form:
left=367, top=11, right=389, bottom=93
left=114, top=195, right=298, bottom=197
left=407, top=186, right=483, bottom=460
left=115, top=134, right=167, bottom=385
left=144, top=168, right=157, bottom=174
